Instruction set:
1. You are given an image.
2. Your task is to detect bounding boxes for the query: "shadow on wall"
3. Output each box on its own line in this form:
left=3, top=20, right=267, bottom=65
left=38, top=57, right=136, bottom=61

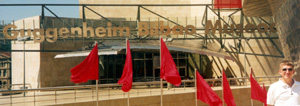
left=202, top=55, right=213, bottom=79
left=206, top=16, right=283, bottom=80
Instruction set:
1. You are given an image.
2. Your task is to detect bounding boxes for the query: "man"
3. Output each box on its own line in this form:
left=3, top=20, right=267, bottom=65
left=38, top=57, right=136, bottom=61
left=267, top=60, right=300, bottom=106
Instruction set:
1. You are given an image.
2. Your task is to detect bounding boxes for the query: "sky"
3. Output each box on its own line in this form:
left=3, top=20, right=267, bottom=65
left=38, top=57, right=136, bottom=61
left=0, top=0, right=79, bottom=21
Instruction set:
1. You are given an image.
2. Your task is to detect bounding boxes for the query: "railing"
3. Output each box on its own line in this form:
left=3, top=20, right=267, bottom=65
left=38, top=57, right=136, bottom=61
left=0, top=76, right=280, bottom=106
left=0, top=83, right=32, bottom=91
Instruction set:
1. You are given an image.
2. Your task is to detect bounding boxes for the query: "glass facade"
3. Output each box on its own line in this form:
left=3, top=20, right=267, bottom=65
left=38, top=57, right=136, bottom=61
left=98, top=50, right=190, bottom=84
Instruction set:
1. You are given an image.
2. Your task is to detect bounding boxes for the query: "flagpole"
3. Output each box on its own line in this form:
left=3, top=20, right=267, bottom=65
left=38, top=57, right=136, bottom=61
left=96, top=80, right=99, bottom=106
left=125, top=38, right=130, bottom=106
left=160, top=36, right=163, bottom=106
left=250, top=66, right=253, bottom=106
left=96, top=42, right=99, bottom=106
left=194, top=68, right=197, bottom=106
left=160, top=78, right=163, bottom=106
left=222, top=70, right=224, bottom=106
left=263, top=83, right=265, bottom=106
left=128, top=92, right=130, bottom=106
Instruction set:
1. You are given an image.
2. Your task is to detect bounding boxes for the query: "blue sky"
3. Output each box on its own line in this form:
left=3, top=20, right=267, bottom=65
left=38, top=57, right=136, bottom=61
left=0, top=0, right=79, bottom=21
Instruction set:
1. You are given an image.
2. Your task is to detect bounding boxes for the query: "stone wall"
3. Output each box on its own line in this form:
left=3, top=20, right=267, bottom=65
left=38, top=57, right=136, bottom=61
left=79, top=0, right=284, bottom=80
left=269, top=0, right=300, bottom=81
left=40, top=41, right=91, bottom=87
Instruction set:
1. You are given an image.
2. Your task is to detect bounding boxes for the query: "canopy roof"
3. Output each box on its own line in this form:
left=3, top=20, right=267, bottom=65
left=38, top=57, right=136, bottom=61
left=55, top=39, right=234, bottom=61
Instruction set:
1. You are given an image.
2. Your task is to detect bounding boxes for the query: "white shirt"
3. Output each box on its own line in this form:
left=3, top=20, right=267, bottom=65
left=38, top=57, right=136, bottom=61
left=267, top=79, right=300, bottom=106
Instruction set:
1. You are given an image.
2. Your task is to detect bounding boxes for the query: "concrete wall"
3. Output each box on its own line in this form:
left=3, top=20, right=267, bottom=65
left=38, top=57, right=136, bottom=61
left=51, top=87, right=266, bottom=106
left=11, top=16, right=41, bottom=89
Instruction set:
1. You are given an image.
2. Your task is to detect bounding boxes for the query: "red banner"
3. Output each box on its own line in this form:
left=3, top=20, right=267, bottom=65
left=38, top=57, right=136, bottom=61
left=262, top=83, right=267, bottom=106
left=214, top=0, right=242, bottom=9
left=222, top=70, right=236, bottom=106
left=160, top=38, right=182, bottom=86
left=118, top=40, right=133, bottom=92
left=196, top=71, right=223, bottom=106
left=70, top=44, right=99, bottom=83
left=250, top=68, right=267, bottom=104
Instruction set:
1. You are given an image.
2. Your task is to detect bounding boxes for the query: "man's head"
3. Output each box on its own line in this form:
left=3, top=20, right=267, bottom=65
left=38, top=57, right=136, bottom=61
left=278, top=60, right=295, bottom=79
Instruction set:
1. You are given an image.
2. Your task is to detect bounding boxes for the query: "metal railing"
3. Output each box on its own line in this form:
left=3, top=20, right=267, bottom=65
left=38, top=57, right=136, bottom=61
left=0, top=76, right=280, bottom=106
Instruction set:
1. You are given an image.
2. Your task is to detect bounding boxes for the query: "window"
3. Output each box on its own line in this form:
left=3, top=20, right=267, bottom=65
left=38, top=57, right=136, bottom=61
left=3, top=70, right=6, bottom=77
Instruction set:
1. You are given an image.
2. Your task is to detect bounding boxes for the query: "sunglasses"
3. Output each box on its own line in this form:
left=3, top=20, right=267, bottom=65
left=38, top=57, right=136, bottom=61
left=282, top=68, right=293, bottom=71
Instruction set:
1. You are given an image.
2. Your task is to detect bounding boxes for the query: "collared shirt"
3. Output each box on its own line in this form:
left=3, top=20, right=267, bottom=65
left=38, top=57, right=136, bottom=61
left=267, top=79, right=300, bottom=106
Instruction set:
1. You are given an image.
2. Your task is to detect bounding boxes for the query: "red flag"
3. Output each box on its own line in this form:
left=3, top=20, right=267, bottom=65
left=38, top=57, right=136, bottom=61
left=263, top=83, right=267, bottom=94
left=196, top=71, right=223, bottom=106
left=160, top=38, right=182, bottom=86
left=262, top=83, right=267, bottom=106
left=222, top=70, right=236, bottom=106
left=70, top=44, right=99, bottom=83
left=250, top=68, right=267, bottom=104
left=118, top=40, right=133, bottom=92
left=214, top=0, right=242, bottom=9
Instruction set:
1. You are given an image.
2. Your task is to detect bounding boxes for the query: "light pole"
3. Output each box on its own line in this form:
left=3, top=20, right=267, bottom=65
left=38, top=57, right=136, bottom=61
left=17, top=37, right=29, bottom=97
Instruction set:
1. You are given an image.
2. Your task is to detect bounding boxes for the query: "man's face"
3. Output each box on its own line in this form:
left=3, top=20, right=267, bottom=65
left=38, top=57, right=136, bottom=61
left=279, top=65, right=295, bottom=79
